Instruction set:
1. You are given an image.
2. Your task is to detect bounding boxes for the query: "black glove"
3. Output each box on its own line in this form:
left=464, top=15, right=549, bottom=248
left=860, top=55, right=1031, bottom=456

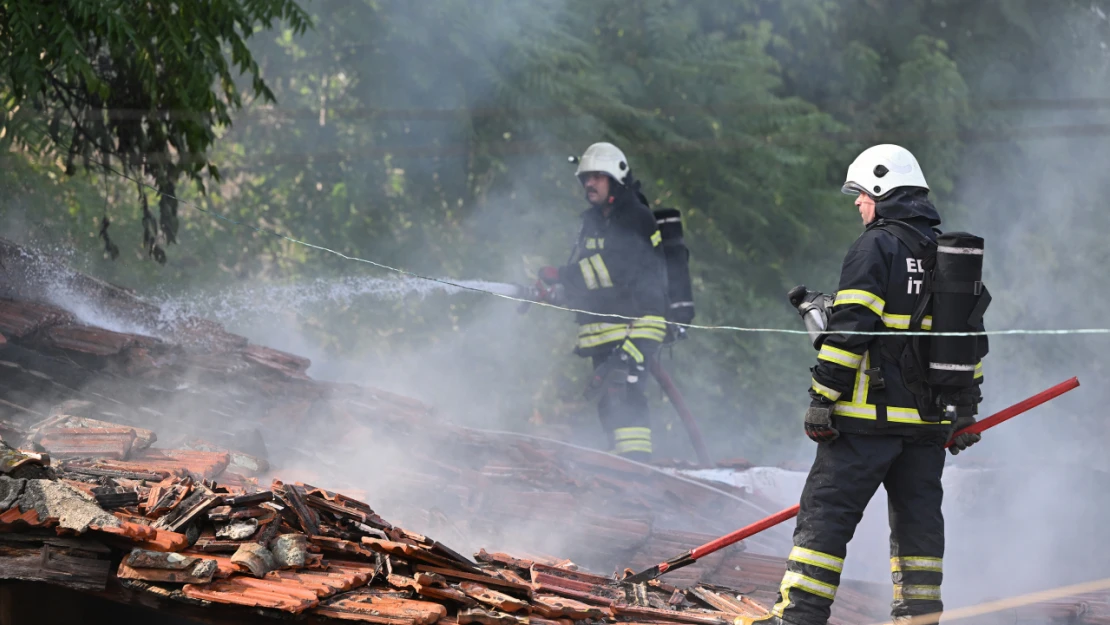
left=804, top=399, right=839, bottom=443
left=948, top=415, right=981, bottom=455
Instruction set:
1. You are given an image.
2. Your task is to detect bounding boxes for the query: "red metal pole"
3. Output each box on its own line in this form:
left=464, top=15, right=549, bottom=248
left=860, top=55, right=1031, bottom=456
left=621, top=376, right=1080, bottom=584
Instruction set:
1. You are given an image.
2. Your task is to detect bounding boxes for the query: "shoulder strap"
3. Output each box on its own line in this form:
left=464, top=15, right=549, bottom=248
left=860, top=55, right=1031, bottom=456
left=872, top=219, right=936, bottom=269
left=872, top=219, right=936, bottom=331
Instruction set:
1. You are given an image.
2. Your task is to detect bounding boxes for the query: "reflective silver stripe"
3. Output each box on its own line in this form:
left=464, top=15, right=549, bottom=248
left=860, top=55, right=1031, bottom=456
left=789, top=546, right=844, bottom=574
left=893, top=584, right=942, bottom=601
left=670, top=301, right=695, bottom=308
left=579, top=258, right=599, bottom=290
left=937, top=246, right=983, bottom=256
left=929, top=362, right=977, bottom=372
left=657, top=217, right=682, bottom=224
left=780, top=571, right=837, bottom=601
left=891, top=556, right=943, bottom=573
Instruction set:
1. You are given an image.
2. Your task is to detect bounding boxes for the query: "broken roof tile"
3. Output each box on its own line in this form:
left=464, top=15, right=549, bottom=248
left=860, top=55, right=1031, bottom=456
left=182, top=577, right=319, bottom=613
left=0, top=505, right=46, bottom=528
left=316, top=594, right=447, bottom=625
left=39, top=415, right=157, bottom=451
left=457, top=582, right=531, bottom=614
left=38, top=427, right=137, bottom=459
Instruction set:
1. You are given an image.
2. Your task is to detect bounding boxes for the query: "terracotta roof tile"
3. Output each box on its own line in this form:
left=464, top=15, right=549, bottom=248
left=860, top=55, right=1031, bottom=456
left=315, top=594, right=447, bottom=625
left=38, top=427, right=138, bottom=459
left=182, top=577, right=320, bottom=613
left=0, top=299, right=72, bottom=338
left=0, top=505, right=47, bottom=528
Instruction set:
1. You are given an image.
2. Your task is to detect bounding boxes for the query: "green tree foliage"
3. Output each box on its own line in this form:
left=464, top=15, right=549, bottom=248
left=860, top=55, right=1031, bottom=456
left=2, top=0, right=1108, bottom=462
left=0, top=0, right=310, bottom=261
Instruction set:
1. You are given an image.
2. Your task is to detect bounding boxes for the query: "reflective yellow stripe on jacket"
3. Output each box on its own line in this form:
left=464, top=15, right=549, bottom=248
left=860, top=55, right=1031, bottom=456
left=830, top=347, right=949, bottom=425
left=833, top=289, right=885, bottom=317
left=818, top=344, right=863, bottom=369
left=818, top=288, right=974, bottom=425
left=578, top=254, right=613, bottom=290
left=577, top=316, right=667, bottom=349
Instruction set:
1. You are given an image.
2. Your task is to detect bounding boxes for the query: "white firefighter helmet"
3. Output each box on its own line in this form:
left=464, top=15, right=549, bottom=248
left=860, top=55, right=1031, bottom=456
left=575, top=142, right=629, bottom=185
left=841, top=144, right=929, bottom=199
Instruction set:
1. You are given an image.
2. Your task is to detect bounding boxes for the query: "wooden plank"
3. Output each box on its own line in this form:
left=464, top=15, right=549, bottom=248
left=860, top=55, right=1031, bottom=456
left=0, top=535, right=111, bottom=592
left=415, top=565, right=532, bottom=597
left=223, top=491, right=274, bottom=507
left=610, top=604, right=732, bottom=625
left=155, top=485, right=222, bottom=533
left=117, top=561, right=216, bottom=584
left=274, top=481, right=320, bottom=536
left=363, top=538, right=477, bottom=573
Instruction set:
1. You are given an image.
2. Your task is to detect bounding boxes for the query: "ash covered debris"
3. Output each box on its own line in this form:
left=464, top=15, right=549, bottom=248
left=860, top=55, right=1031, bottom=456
left=0, top=236, right=887, bottom=622
left=0, top=442, right=788, bottom=624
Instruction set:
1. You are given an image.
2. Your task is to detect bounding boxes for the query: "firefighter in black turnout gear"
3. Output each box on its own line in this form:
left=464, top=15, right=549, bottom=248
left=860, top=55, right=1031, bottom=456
left=536, top=142, right=669, bottom=462
left=766, top=145, right=989, bottom=625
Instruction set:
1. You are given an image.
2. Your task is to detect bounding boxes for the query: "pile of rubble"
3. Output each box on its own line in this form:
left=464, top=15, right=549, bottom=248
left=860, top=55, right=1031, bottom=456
left=6, top=238, right=1106, bottom=624
left=2, top=440, right=775, bottom=624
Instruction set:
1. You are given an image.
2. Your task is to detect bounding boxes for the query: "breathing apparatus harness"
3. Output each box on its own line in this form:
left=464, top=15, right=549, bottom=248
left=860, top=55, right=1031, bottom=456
left=790, top=219, right=992, bottom=425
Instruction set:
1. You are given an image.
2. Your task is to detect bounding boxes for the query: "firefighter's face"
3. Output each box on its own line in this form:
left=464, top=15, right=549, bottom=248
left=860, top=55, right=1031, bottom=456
left=581, top=172, right=610, bottom=205
left=855, top=191, right=877, bottom=225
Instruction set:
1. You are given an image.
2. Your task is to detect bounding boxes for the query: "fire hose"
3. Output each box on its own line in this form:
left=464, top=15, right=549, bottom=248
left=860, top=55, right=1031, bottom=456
left=515, top=282, right=712, bottom=467
left=619, top=376, right=1081, bottom=585
left=648, top=356, right=713, bottom=468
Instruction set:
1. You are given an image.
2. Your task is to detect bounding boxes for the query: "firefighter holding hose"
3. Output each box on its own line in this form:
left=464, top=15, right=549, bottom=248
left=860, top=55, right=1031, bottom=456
left=768, top=145, right=991, bottom=625
left=530, top=142, right=673, bottom=462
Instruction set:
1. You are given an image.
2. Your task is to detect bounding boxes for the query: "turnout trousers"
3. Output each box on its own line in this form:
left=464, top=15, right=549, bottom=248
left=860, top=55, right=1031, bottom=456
left=772, top=430, right=948, bottom=625
left=590, top=337, right=659, bottom=462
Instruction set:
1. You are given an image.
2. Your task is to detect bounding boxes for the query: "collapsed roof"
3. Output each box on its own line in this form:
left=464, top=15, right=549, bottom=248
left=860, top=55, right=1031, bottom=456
left=1, top=238, right=1100, bottom=624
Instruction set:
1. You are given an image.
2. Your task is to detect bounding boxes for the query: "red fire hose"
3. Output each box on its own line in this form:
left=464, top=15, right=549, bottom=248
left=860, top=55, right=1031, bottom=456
left=648, top=356, right=713, bottom=468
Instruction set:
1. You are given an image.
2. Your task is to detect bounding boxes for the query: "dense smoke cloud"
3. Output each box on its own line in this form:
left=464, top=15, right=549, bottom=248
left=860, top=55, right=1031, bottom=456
left=4, top=1, right=1110, bottom=616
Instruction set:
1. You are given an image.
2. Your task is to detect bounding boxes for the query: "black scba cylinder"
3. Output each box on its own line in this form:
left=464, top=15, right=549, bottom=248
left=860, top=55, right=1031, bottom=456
left=654, top=208, right=695, bottom=324
left=928, top=232, right=985, bottom=389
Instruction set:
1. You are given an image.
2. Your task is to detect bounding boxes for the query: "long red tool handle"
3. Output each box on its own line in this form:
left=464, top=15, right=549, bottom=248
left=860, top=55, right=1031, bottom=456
left=947, top=376, right=1078, bottom=438
left=649, top=357, right=713, bottom=468
left=623, top=376, right=1080, bottom=583
left=695, top=375, right=1080, bottom=559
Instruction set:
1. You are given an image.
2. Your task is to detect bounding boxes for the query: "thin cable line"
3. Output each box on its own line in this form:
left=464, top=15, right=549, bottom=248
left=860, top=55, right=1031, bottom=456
left=95, top=163, right=1110, bottom=339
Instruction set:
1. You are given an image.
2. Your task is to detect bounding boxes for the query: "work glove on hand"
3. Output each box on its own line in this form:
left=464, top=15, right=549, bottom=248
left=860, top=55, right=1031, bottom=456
left=804, top=398, right=839, bottom=443
left=947, top=415, right=981, bottom=455
left=528, top=267, right=564, bottom=305
left=538, top=266, right=561, bottom=285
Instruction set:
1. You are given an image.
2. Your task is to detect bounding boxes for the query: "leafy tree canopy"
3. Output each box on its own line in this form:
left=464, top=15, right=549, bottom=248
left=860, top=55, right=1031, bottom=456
left=0, top=0, right=310, bottom=262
